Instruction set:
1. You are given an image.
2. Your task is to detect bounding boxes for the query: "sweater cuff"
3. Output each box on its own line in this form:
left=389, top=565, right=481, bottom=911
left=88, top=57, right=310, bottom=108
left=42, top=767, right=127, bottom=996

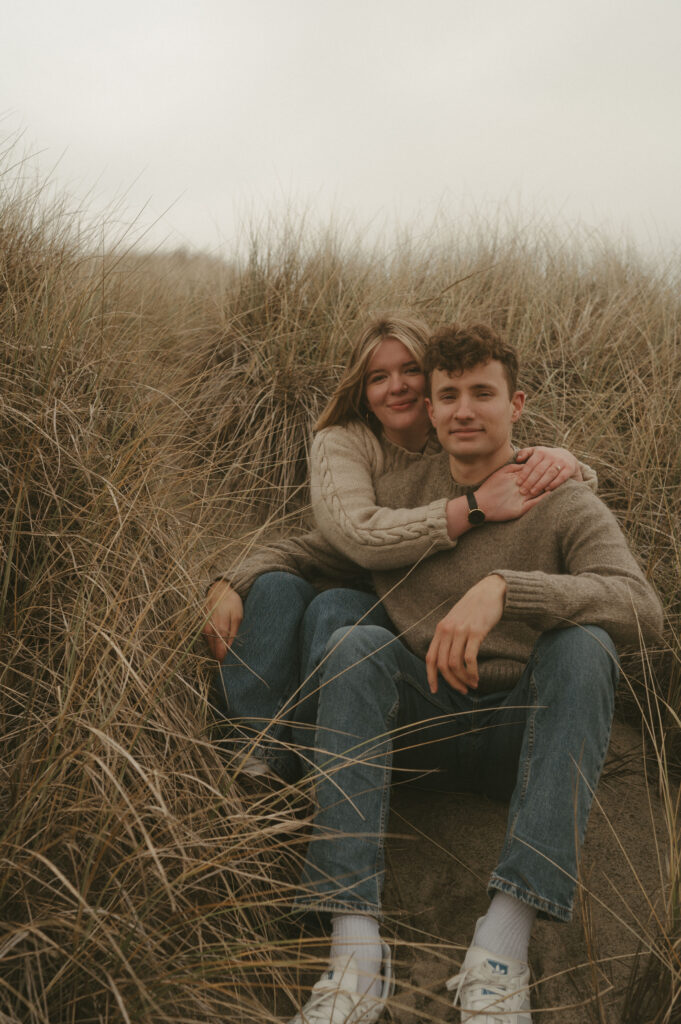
left=491, top=569, right=553, bottom=620
left=427, top=497, right=456, bottom=547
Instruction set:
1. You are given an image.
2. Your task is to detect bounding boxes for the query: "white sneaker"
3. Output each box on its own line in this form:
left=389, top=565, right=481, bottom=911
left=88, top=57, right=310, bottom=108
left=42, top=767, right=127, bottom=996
left=289, top=943, right=393, bottom=1024
left=241, top=754, right=280, bottom=780
left=446, top=945, right=531, bottom=1023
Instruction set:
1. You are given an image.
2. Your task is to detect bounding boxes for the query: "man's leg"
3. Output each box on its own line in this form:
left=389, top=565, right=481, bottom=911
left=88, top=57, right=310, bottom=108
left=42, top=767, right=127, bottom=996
left=215, top=571, right=317, bottom=780
left=295, top=622, right=481, bottom=914
left=290, top=623, right=481, bottom=1023
left=449, top=625, right=618, bottom=1022
left=485, top=624, right=618, bottom=921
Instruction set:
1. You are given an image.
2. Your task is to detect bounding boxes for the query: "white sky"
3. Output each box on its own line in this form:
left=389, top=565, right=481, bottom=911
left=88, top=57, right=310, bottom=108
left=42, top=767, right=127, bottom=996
left=2, top=0, right=680, bottom=260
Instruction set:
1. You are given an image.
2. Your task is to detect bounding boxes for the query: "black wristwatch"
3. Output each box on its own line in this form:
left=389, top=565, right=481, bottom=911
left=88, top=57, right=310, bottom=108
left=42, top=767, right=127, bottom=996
left=466, top=491, right=486, bottom=526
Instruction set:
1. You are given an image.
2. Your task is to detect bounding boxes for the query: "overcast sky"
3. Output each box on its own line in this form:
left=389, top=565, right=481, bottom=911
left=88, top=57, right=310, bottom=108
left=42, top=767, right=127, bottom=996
left=2, top=0, right=680, bottom=260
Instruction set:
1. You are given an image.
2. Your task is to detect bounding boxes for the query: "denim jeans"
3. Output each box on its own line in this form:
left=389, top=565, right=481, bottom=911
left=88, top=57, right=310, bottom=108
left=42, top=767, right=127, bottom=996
left=215, top=572, right=393, bottom=781
left=295, top=620, right=618, bottom=923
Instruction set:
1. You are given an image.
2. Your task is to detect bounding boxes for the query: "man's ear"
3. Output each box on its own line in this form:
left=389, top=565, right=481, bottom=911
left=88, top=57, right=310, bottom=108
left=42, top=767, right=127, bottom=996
left=425, top=396, right=435, bottom=426
left=510, top=390, right=525, bottom=422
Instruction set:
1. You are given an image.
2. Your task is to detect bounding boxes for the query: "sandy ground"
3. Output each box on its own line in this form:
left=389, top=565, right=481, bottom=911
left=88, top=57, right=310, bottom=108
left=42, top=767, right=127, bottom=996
left=379, top=718, right=670, bottom=1023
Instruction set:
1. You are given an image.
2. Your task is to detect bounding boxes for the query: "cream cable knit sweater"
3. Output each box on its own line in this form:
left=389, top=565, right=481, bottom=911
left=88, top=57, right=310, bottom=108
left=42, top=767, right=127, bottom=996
left=310, top=422, right=598, bottom=569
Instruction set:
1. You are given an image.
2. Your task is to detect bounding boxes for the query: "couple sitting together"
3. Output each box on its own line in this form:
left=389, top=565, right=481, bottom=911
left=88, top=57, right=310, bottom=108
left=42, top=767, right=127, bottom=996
left=203, top=316, right=662, bottom=1024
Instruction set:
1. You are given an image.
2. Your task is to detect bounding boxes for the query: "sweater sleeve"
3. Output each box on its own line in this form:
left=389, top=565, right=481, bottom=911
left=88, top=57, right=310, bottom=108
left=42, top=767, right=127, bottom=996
left=495, top=488, right=663, bottom=647
left=310, top=424, right=456, bottom=570
left=216, top=529, right=371, bottom=601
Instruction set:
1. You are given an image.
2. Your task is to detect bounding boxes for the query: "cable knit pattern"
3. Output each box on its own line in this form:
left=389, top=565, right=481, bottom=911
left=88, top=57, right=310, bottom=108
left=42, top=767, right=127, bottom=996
left=310, top=422, right=453, bottom=569
left=310, top=422, right=599, bottom=571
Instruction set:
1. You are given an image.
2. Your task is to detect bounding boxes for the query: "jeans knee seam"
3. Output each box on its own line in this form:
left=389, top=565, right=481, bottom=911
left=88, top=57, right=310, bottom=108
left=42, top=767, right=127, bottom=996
left=371, top=695, right=399, bottom=908
left=502, top=674, right=537, bottom=861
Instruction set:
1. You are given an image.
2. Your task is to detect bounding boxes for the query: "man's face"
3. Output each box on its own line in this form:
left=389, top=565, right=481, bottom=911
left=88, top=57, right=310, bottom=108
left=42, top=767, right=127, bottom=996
left=426, top=360, right=525, bottom=469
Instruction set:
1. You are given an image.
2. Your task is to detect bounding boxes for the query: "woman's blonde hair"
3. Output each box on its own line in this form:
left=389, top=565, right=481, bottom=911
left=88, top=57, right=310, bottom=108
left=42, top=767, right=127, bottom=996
left=315, top=313, right=431, bottom=432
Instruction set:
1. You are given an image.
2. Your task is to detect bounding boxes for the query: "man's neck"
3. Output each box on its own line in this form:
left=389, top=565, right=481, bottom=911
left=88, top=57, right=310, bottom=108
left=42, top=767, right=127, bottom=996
left=448, top=443, right=516, bottom=487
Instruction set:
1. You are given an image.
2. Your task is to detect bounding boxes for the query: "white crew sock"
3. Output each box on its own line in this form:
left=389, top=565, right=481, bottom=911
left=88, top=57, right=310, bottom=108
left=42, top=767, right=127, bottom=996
left=330, top=913, right=383, bottom=999
left=472, top=892, right=537, bottom=965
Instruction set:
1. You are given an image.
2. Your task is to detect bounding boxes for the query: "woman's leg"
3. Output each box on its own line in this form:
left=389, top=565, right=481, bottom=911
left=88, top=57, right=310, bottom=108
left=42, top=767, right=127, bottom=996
left=215, top=571, right=316, bottom=779
left=291, top=588, right=395, bottom=769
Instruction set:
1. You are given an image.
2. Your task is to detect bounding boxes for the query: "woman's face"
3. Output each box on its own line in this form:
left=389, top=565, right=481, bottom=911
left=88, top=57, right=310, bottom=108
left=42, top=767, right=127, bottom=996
left=364, top=338, right=429, bottom=445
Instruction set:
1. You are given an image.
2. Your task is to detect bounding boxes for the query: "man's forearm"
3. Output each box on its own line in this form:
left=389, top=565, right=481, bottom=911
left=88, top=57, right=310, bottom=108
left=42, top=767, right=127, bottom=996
left=493, top=491, right=663, bottom=646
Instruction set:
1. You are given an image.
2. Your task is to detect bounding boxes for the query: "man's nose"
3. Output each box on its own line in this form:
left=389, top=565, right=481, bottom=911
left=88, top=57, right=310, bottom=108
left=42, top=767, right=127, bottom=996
left=455, top=396, right=473, bottom=418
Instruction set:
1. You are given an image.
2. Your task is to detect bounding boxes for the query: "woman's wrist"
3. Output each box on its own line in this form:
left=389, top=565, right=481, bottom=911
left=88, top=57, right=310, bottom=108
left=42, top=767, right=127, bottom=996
left=445, top=495, right=474, bottom=540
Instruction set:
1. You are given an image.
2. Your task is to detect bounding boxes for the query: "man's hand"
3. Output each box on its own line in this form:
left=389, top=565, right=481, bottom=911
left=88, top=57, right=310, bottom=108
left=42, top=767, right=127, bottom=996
left=475, top=463, right=549, bottom=522
left=425, top=575, right=506, bottom=694
left=203, top=580, right=243, bottom=662
left=515, top=445, right=582, bottom=495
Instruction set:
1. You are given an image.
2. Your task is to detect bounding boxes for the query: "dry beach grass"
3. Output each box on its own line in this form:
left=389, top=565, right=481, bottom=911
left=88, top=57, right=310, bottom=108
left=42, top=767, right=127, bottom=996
left=1, top=157, right=680, bottom=1021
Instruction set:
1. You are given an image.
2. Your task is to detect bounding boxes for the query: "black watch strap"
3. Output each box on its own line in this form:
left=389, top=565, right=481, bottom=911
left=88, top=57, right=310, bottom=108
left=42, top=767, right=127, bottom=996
left=466, top=491, right=486, bottom=526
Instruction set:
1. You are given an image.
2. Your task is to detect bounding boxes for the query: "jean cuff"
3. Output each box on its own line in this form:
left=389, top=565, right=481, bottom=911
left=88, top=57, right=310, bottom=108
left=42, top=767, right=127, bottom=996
left=488, top=873, right=572, bottom=923
left=292, top=895, right=383, bottom=921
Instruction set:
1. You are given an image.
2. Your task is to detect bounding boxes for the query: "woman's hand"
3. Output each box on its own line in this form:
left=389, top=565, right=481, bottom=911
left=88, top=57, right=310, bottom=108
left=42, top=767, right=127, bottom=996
left=514, top=446, right=582, bottom=495
left=203, top=580, right=243, bottom=662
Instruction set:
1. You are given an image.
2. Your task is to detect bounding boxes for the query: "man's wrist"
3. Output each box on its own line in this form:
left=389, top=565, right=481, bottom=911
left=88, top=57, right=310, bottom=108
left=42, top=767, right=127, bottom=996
left=487, top=572, right=507, bottom=605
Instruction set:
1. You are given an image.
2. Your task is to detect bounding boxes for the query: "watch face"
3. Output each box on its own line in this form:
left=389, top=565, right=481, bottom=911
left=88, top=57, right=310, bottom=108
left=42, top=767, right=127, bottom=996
left=468, top=507, right=486, bottom=526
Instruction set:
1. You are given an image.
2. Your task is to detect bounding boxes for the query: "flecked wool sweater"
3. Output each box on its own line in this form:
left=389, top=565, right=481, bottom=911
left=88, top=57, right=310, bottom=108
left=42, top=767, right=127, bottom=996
left=310, top=422, right=598, bottom=569
left=226, top=446, right=662, bottom=694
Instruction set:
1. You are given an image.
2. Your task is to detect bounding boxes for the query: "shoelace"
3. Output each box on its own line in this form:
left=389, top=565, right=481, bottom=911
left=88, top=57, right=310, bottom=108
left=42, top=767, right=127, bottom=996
left=295, top=978, right=379, bottom=1024
left=297, top=986, right=357, bottom=1024
left=446, top=962, right=529, bottom=1020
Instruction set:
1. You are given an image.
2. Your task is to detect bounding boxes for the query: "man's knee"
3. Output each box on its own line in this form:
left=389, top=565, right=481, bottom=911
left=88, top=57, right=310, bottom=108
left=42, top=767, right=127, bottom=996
left=533, top=625, right=619, bottom=707
left=319, top=624, right=400, bottom=702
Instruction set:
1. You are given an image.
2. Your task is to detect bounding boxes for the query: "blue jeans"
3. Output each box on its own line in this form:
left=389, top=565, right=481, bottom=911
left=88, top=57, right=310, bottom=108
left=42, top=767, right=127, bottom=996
left=295, top=620, right=618, bottom=923
left=215, top=572, right=393, bottom=781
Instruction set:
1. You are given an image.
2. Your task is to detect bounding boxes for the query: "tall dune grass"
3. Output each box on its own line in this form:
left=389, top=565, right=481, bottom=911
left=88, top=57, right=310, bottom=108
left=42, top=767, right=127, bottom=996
left=1, top=156, right=680, bottom=1022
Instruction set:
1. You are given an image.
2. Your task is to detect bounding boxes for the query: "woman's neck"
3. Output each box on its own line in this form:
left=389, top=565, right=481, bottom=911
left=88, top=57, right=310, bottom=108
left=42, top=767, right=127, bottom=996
left=381, top=422, right=432, bottom=453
